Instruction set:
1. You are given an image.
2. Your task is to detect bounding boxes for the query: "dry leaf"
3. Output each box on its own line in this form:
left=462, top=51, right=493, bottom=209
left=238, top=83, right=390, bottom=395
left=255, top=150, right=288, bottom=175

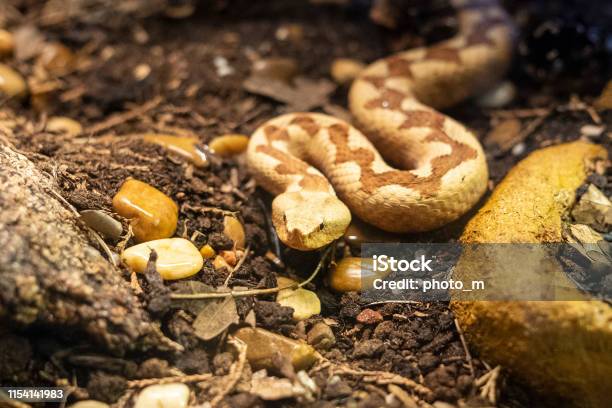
left=484, top=118, right=522, bottom=154
left=571, top=184, right=612, bottom=231
left=243, top=75, right=335, bottom=112
left=192, top=292, right=239, bottom=341
left=13, top=25, right=46, bottom=61
left=170, top=281, right=215, bottom=315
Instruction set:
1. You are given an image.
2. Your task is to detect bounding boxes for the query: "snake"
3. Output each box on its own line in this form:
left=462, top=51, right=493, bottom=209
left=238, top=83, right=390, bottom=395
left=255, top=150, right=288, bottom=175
left=247, top=0, right=515, bottom=251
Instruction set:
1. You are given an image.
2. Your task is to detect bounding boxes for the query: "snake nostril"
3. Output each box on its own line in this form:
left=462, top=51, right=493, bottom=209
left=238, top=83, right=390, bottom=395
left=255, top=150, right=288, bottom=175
left=319, top=222, right=325, bottom=231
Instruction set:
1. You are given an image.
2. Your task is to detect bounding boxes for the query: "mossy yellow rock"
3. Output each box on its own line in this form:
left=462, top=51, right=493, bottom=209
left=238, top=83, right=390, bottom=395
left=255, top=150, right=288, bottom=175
left=112, top=179, right=178, bottom=242
left=451, top=141, right=611, bottom=408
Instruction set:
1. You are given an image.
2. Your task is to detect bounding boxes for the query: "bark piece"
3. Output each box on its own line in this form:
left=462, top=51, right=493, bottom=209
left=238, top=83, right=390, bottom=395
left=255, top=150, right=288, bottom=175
left=0, top=143, right=174, bottom=354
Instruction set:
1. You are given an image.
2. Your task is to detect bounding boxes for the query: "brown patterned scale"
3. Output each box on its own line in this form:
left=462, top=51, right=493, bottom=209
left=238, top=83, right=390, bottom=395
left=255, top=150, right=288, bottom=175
left=247, top=0, right=515, bottom=250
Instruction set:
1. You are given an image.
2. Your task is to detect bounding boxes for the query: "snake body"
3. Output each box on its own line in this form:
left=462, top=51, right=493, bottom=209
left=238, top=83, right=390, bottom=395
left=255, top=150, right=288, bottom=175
left=247, top=0, right=515, bottom=250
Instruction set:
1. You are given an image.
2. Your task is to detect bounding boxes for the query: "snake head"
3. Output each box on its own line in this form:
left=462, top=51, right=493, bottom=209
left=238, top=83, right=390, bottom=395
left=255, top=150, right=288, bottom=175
left=271, top=191, right=351, bottom=251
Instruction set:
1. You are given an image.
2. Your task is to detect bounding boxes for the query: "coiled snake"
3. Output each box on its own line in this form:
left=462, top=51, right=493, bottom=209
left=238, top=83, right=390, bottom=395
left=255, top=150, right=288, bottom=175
left=247, top=0, right=514, bottom=250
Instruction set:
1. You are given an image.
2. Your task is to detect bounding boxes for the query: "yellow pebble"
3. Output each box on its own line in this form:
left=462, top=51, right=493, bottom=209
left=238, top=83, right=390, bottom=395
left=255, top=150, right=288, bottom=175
left=223, top=215, right=246, bottom=249
left=328, top=257, right=386, bottom=292
left=46, top=116, right=82, bottom=137
left=252, top=57, right=299, bottom=82
left=121, top=238, right=203, bottom=280
left=208, top=134, right=249, bottom=157
left=134, top=383, right=190, bottom=408
left=0, top=29, right=14, bottom=57
left=0, top=63, right=26, bottom=99
left=330, top=58, right=365, bottom=85
left=213, top=255, right=230, bottom=271
left=112, top=179, right=178, bottom=242
left=141, top=133, right=208, bottom=167
left=276, top=276, right=321, bottom=320
left=37, top=42, right=76, bottom=75
left=200, top=244, right=216, bottom=259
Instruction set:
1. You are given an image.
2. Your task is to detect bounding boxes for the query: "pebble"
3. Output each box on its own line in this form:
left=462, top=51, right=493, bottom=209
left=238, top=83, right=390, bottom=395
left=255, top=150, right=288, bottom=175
left=213, top=56, right=234, bottom=77
left=134, top=383, right=190, bottom=408
left=306, top=322, right=336, bottom=350
left=276, top=277, right=321, bottom=321
left=208, top=134, right=249, bottom=157
left=252, top=57, right=299, bottom=82
left=580, top=125, right=604, bottom=138
left=213, top=254, right=231, bottom=271
left=0, top=63, right=27, bottom=98
left=122, top=238, right=203, bottom=280
left=133, top=63, right=151, bottom=81
left=476, top=80, right=516, bottom=108
left=46, top=116, right=83, bottom=137
left=330, top=58, right=365, bottom=85
left=68, top=401, right=110, bottom=408
left=328, top=257, right=382, bottom=292
left=356, top=308, right=383, bottom=324
left=200, top=244, right=216, bottom=259
left=223, top=215, right=246, bottom=249
left=164, top=3, right=195, bottom=19
left=142, top=134, right=208, bottom=167
left=0, top=29, right=14, bottom=57
left=233, top=327, right=318, bottom=371
left=80, top=210, right=123, bottom=240
left=275, top=23, right=304, bottom=43
left=511, top=142, right=526, bottom=156
left=37, top=42, right=76, bottom=75
left=112, top=179, right=178, bottom=242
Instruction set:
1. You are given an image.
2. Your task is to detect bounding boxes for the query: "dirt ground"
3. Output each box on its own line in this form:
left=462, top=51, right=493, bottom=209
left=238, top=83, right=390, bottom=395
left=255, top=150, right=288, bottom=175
left=0, top=0, right=610, bottom=407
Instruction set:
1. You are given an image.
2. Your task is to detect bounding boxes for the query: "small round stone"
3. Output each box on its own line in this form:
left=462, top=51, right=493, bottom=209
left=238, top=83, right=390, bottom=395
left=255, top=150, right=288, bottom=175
left=142, top=133, right=208, bottom=167
left=0, top=29, right=15, bottom=57
left=209, top=134, right=250, bottom=157
left=252, top=58, right=299, bottom=83
left=0, top=63, right=27, bottom=98
left=223, top=215, right=246, bottom=249
left=276, top=276, right=321, bottom=321
left=330, top=58, right=365, bottom=85
left=112, top=179, right=178, bottom=242
left=200, top=244, right=216, bottom=259
left=476, top=80, right=516, bottom=108
left=121, top=238, right=203, bottom=280
left=37, top=42, right=76, bottom=75
left=134, top=383, right=190, bottom=408
left=46, top=116, right=83, bottom=137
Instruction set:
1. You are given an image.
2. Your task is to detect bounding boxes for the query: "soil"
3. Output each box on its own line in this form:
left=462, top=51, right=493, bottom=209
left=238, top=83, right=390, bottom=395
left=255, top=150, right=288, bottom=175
left=0, top=0, right=610, bottom=407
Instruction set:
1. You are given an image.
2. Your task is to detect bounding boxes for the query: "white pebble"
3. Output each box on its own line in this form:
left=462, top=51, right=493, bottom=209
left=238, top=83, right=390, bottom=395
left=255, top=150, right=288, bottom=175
left=511, top=142, right=526, bottom=156
left=134, top=383, right=190, bottom=408
left=580, top=125, right=604, bottom=138
left=476, top=81, right=516, bottom=108
left=214, top=56, right=234, bottom=77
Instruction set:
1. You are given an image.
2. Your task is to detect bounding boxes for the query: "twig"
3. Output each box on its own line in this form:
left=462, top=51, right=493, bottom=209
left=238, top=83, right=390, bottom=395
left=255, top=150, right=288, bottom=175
left=84, top=96, right=163, bottom=135
left=311, top=360, right=431, bottom=396
left=223, top=245, right=251, bottom=286
left=476, top=365, right=501, bottom=404
left=454, top=318, right=475, bottom=377
left=127, top=373, right=213, bottom=388
left=171, top=245, right=333, bottom=300
left=210, top=336, right=247, bottom=407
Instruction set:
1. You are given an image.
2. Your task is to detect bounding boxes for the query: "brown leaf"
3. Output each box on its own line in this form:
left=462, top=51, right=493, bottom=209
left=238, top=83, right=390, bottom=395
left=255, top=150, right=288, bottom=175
left=484, top=118, right=522, bottom=154
left=170, top=281, right=215, bottom=315
left=243, top=75, right=335, bottom=112
left=13, top=25, right=46, bottom=61
left=192, top=292, right=239, bottom=341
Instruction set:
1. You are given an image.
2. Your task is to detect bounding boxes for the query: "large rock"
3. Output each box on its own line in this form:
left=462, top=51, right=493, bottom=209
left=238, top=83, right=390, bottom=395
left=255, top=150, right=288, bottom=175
left=451, top=142, right=611, bottom=407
